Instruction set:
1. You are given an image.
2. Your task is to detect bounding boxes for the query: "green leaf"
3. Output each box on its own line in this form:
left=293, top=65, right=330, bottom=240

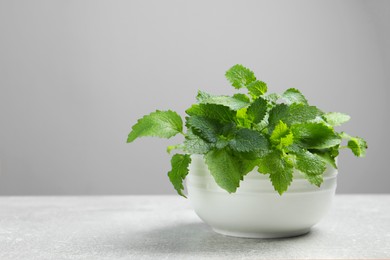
left=232, top=93, right=251, bottom=103
left=127, top=110, right=183, bottom=143
left=287, top=103, right=323, bottom=125
left=300, top=172, right=323, bottom=187
left=282, top=88, right=308, bottom=105
left=247, top=80, right=268, bottom=97
left=186, top=103, right=236, bottom=123
left=347, top=136, right=368, bottom=157
left=219, top=122, right=237, bottom=137
left=167, top=154, right=191, bottom=198
left=291, top=123, right=342, bottom=149
left=264, top=93, right=281, bottom=103
left=268, top=104, right=322, bottom=132
left=196, top=90, right=249, bottom=110
left=235, top=107, right=251, bottom=128
left=293, top=149, right=326, bottom=187
left=348, top=138, right=367, bottom=157
left=183, top=128, right=212, bottom=154
left=238, top=158, right=261, bottom=176
left=247, top=97, right=268, bottom=124
left=258, top=151, right=293, bottom=195
left=229, top=128, right=269, bottom=153
left=312, top=147, right=339, bottom=169
left=186, top=116, right=221, bottom=143
left=323, top=112, right=351, bottom=127
left=225, top=64, right=257, bottom=89
left=270, top=120, right=294, bottom=149
left=215, top=138, right=230, bottom=149
left=268, top=104, right=289, bottom=132
left=205, top=149, right=242, bottom=193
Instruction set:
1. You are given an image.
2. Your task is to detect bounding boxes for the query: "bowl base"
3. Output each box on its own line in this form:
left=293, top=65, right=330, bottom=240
left=212, top=227, right=311, bottom=239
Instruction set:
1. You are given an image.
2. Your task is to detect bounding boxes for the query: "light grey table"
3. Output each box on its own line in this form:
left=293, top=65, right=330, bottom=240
left=0, top=195, right=389, bottom=260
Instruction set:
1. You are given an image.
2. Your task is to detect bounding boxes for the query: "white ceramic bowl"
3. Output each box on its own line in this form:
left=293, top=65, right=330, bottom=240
left=186, top=154, right=337, bottom=238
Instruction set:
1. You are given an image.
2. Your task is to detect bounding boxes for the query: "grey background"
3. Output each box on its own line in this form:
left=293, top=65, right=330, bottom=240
left=0, top=0, right=389, bottom=195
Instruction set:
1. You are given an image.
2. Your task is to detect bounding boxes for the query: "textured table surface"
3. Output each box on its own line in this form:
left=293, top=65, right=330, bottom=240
left=0, top=195, right=389, bottom=260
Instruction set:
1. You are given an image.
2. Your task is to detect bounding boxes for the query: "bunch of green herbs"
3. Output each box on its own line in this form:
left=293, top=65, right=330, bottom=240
left=127, top=65, right=367, bottom=196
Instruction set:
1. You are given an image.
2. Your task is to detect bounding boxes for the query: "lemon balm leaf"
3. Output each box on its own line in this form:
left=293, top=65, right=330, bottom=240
left=205, top=149, right=242, bottom=193
left=246, top=97, right=267, bottom=124
left=282, top=88, right=308, bottom=105
left=127, top=110, right=183, bottom=143
left=340, top=132, right=367, bottom=157
left=229, top=128, right=269, bottom=153
left=348, top=137, right=368, bottom=157
left=186, top=116, right=221, bottom=143
left=323, top=112, right=351, bottom=127
left=293, top=149, right=327, bottom=185
left=196, top=90, right=249, bottom=110
left=247, top=80, right=268, bottom=97
left=225, top=64, right=257, bottom=89
left=270, top=120, right=293, bottom=150
left=168, top=154, right=191, bottom=197
left=258, top=151, right=294, bottom=195
left=186, top=103, right=236, bottom=123
left=291, top=123, right=342, bottom=149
